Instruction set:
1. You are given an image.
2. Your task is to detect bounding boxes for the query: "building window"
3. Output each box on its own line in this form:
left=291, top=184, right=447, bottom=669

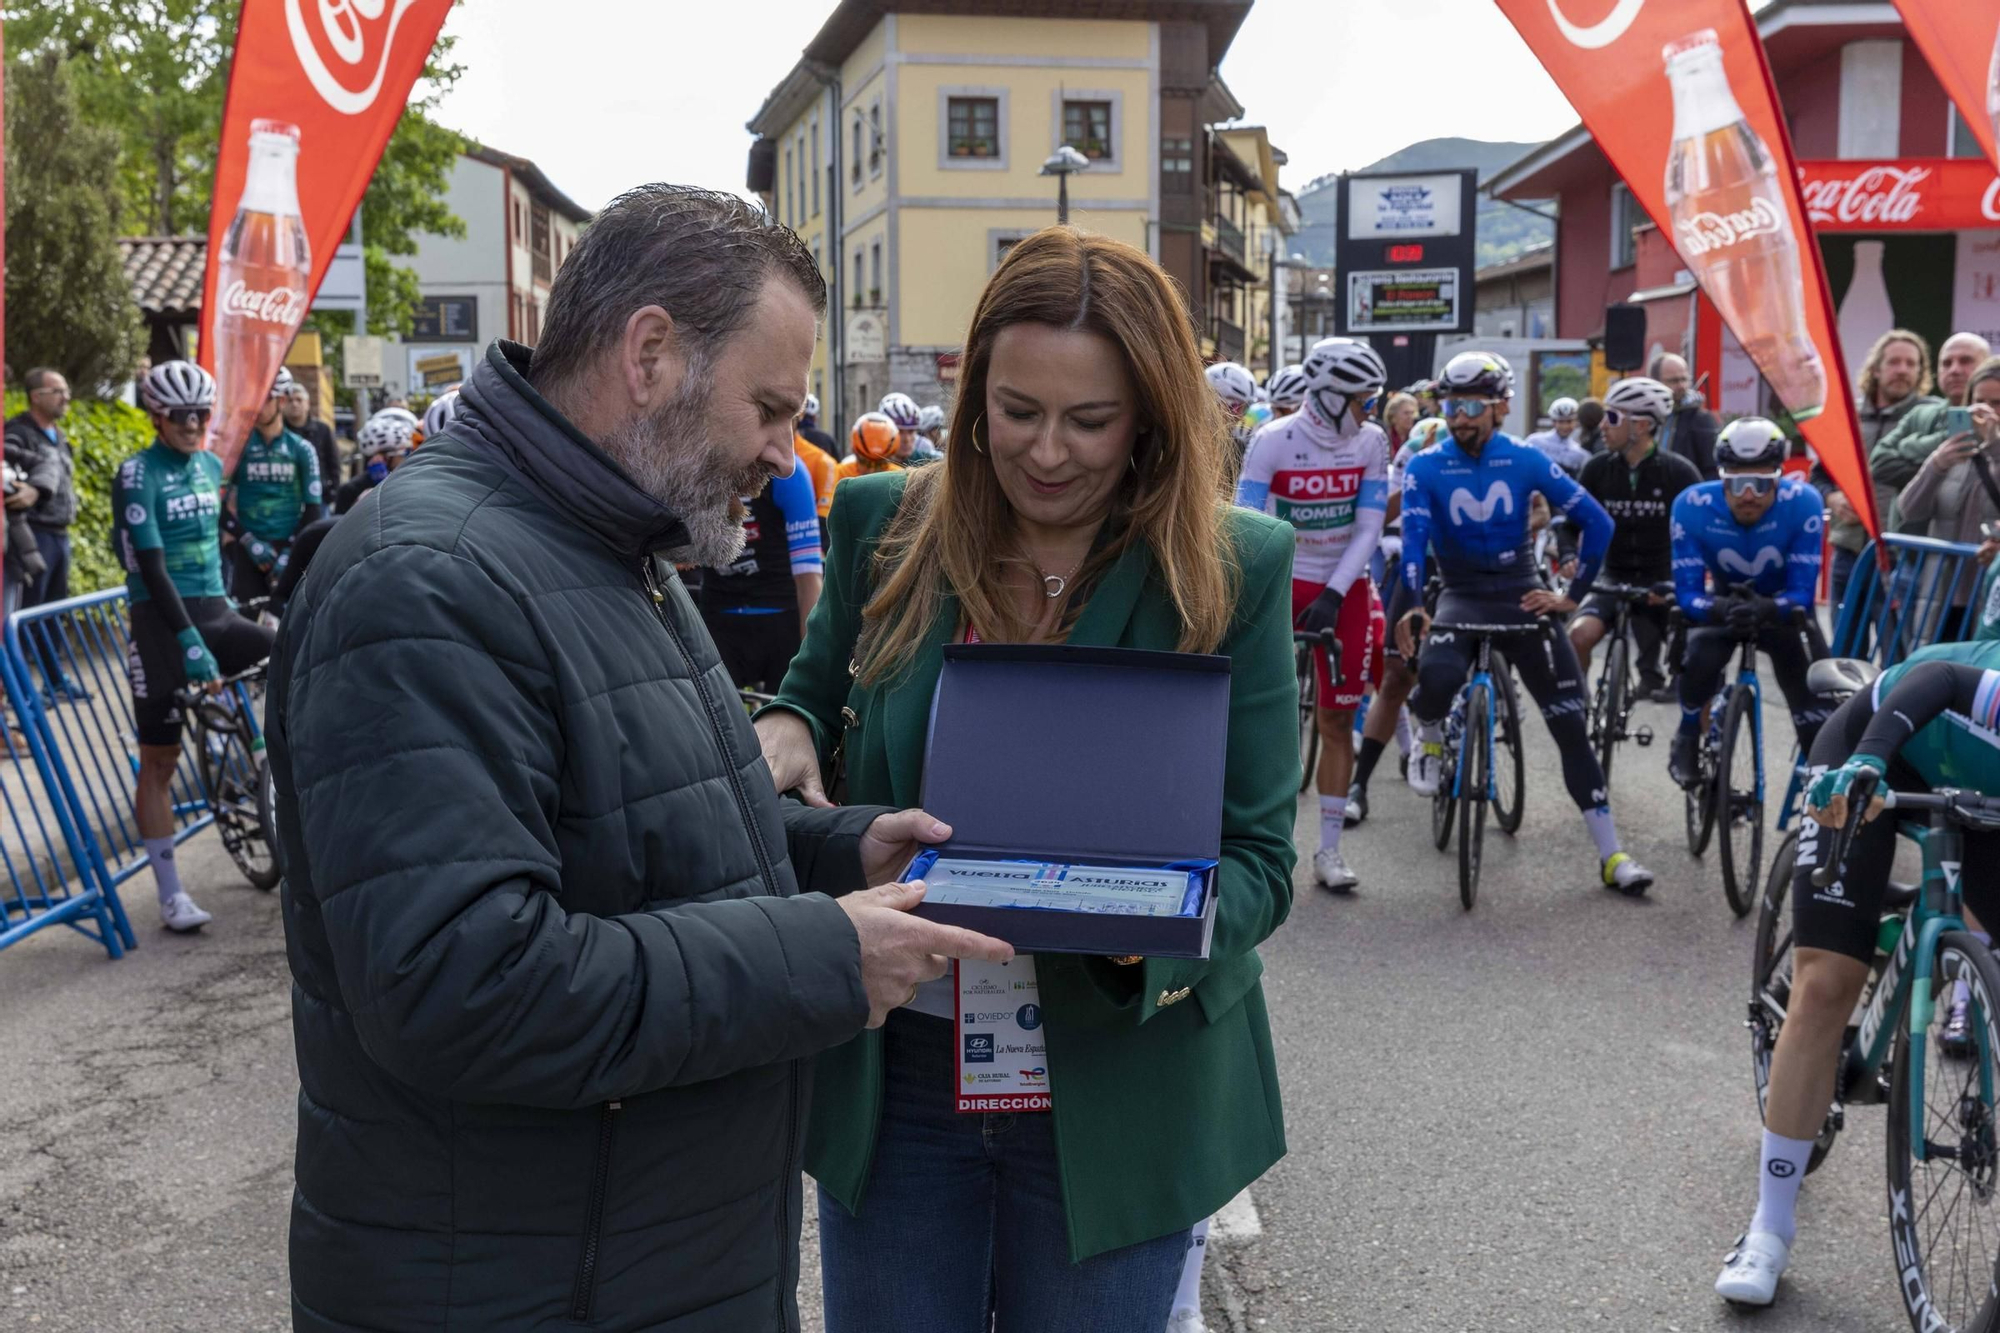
left=1162, top=136, right=1193, bottom=193
left=947, top=96, right=1000, bottom=159
left=853, top=248, right=864, bottom=308
left=810, top=115, right=821, bottom=215
left=783, top=144, right=794, bottom=224
left=852, top=114, right=864, bottom=187
left=1062, top=99, right=1113, bottom=161
left=989, top=230, right=1036, bottom=272
left=870, top=240, right=883, bottom=307
left=1609, top=182, right=1640, bottom=270
left=869, top=98, right=884, bottom=177
left=1951, top=105, right=1984, bottom=159
left=796, top=131, right=808, bottom=220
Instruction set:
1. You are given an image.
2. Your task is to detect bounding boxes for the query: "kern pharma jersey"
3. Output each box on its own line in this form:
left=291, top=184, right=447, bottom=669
left=1873, top=640, right=2000, bottom=795
left=1236, top=406, right=1389, bottom=588
left=229, top=425, right=322, bottom=543
left=1669, top=478, right=1825, bottom=624
left=113, top=440, right=226, bottom=602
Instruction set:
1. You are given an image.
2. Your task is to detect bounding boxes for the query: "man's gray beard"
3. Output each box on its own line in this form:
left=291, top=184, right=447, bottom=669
left=599, top=382, right=770, bottom=566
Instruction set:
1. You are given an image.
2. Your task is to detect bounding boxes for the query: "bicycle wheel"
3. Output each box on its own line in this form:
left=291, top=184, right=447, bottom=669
left=1458, top=683, right=1489, bottom=912
left=1593, top=633, right=1627, bottom=788
left=259, top=756, right=283, bottom=883
left=1717, top=686, right=1763, bottom=920
left=1885, top=930, right=2000, bottom=1333
left=1491, top=656, right=1526, bottom=836
left=1431, top=707, right=1458, bottom=852
left=200, top=718, right=279, bottom=892
left=1685, top=700, right=1719, bottom=857
left=1297, top=645, right=1319, bottom=795
left=1748, top=831, right=1839, bottom=1177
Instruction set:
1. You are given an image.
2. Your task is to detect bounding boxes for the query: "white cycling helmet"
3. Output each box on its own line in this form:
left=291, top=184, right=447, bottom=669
left=269, top=366, right=297, bottom=399
left=802, top=392, right=820, bottom=419
left=140, top=360, right=217, bottom=413
left=1716, top=416, right=1790, bottom=471
left=420, top=388, right=461, bottom=442
left=358, top=413, right=416, bottom=457
left=918, top=404, right=946, bottom=433
left=1437, top=350, right=1513, bottom=400
left=1602, top=376, right=1675, bottom=426
left=878, top=392, right=922, bottom=429
left=1265, top=365, right=1309, bottom=411
left=1547, top=396, right=1579, bottom=422
left=1301, top=337, right=1388, bottom=423
left=1205, top=362, right=1257, bottom=414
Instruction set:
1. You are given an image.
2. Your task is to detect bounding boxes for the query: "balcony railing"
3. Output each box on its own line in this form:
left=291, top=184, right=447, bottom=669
left=531, top=249, right=553, bottom=283
left=1215, top=216, right=1245, bottom=263
left=1212, top=319, right=1245, bottom=362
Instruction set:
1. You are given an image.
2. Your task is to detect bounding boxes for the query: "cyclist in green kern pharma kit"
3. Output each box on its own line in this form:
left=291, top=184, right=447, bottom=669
left=115, top=362, right=276, bottom=933
left=223, top=365, right=323, bottom=602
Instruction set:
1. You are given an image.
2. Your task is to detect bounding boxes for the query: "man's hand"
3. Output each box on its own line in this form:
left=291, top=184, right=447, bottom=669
left=1395, top=607, right=1430, bottom=660
left=1979, top=537, right=2000, bottom=568
left=754, top=709, right=831, bottom=807
left=860, top=808, right=952, bottom=886
left=5, top=482, right=37, bottom=511
left=1724, top=592, right=1777, bottom=636
left=1824, top=491, right=1854, bottom=524
left=1294, top=586, right=1343, bottom=637
left=1806, top=755, right=1889, bottom=830
left=1521, top=588, right=1574, bottom=616
left=175, top=626, right=221, bottom=684
left=838, top=880, right=1014, bottom=1028
left=245, top=535, right=278, bottom=573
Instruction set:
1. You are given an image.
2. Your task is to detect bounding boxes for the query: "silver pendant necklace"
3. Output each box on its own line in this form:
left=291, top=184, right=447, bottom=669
left=1038, top=555, right=1086, bottom=599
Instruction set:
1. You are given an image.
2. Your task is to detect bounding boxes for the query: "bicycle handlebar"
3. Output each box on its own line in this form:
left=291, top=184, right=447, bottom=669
left=1591, top=580, right=1676, bottom=601
left=1293, top=628, right=1345, bottom=687
left=1810, top=772, right=2000, bottom=887
left=172, top=659, right=270, bottom=708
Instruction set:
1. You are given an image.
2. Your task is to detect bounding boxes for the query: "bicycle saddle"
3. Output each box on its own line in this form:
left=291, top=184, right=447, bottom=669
left=1807, top=658, right=1878, bottom=699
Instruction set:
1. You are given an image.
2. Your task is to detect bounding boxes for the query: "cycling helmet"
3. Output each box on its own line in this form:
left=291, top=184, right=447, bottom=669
left=269, top=366, right=296, bottom=398
left=1601, top=376, right=1675, bottom=426
left=1266, top=365, right=1309, bottom=411
left=419, top=388, right=461, bottom=443
left=918, top=404, right=947, bottom=434
left=850, top=411, right=900, bottom=462
left=140, top=361, right=217, bottom=413
left=802, top=392, right=820, bottom=420
left=1436, top=351, right=1513, bottom=400
left=1300, top=338, right=1388, bottom=422
left=878, top=392, right=922, bottom=429
left=1715, top=416, right=1790, bottom=471
left=1205, top=362, right=1257, bottom=414
left=358, top=412, right=416, bottom=458
left=1547, top=396, right=1579, bottom=422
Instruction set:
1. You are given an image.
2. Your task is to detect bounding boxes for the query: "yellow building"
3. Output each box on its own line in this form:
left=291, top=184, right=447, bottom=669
left=747, top=0, right=1280, bottom=435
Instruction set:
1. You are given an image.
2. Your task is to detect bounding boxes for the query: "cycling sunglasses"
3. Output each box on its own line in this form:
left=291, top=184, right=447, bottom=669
left=1443, top=396, right=1495, bottom=418
left=164, top=407, right=212, bottom=428
left=1722, top=471, right=1781, bottom=498
left=1602, top=407, right=1626, bottom=426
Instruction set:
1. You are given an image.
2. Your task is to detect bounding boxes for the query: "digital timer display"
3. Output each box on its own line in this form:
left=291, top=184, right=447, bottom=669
left=1385, top=243, right=1426, bottom=264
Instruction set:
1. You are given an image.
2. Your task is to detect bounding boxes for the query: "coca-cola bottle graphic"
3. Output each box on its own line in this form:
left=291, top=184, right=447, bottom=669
left=1663, top=30, right=1826, bottom=421
left=209, top=118, right=310, bottom=467
left=1987, top=17, right=2000, bottom=156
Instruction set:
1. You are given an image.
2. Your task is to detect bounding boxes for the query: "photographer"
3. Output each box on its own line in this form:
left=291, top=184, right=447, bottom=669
left=0, top=453, right=47, bottom=619
left=1895, top=355, right=2000, bottom=637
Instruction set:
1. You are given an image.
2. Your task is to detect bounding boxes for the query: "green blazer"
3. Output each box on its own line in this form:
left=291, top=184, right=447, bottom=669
left=765, top=470, right=1300, bottom=1263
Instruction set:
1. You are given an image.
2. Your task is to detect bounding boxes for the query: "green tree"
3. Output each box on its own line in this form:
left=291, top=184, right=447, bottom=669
left=4, top=54, right=145, bottom=390
left=5, top=0, right=467, bottom=334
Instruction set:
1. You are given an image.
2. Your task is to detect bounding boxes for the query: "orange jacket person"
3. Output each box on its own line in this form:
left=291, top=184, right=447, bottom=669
left=794, top=430, right=839, bottom=522
left=830, top=412, right=903, bottom=499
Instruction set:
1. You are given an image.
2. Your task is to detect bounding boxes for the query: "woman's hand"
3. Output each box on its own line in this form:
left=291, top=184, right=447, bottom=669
left=1928, top=431, right=1979, bottom=472
left=1976, top=403, right=2000, bottom=442
left=754, top=710, right=832, bottom=807
left=858, top=809, right=952, bottom=886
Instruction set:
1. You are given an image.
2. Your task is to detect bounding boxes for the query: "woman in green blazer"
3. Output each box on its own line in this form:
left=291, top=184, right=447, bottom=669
left=756, top=227, right=1299, bottom=1333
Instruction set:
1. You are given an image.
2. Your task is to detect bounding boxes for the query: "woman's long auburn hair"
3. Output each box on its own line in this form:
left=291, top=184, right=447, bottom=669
left=855, top=226, right=1237, bottom=684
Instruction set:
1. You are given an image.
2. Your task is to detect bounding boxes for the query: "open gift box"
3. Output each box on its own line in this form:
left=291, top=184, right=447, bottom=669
left=898, top=643, right=1230, bottom=959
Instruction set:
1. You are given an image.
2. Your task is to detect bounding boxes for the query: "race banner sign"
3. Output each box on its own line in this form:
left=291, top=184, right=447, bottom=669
left=1800, top=159, right=2000, bottom=231
left=1493, top=0, right=1877, bottom=542
left=199, top=0, right=454, bottom=474
left=1345, top=269, right=1462, bottom=334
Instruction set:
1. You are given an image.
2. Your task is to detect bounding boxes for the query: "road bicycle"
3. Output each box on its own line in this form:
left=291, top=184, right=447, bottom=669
left=1749, top=662, right=2000, bottom=1331
left=1583, top=581, right=1670, bottom=789
left=175, top=662, right=279, bottom=891
left=1293, top=629, right=1342, bottom=794
left=1426, top=619, right=1529, bottom=911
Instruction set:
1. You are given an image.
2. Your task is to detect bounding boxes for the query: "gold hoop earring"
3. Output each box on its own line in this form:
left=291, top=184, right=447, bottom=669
left=971, top=414, right=989, bottom=456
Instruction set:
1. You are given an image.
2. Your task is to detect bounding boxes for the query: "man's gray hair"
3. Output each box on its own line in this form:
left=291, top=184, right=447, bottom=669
left=530, top=184, right=826, bottom=394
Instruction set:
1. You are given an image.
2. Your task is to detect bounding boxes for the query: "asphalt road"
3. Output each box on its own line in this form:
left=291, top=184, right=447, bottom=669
left=0, top=688, right=1930, bottom=1332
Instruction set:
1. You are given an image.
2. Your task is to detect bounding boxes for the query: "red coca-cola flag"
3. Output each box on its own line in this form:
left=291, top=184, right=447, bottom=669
left=1494, top=0, right=1878, bottom=541
left=1892, top=2, right=2000, bottom=176
left=199, top=0, right=453, bottom=472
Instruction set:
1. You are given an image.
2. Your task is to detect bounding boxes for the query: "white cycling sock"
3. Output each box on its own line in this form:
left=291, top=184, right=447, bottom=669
left=1319, top=796, right=1346, bottom=855
left=145, top=836, right=183, bottom=906
left=1417, top=720, right=1443, bottom=746
left=1582, top=806, right=1620, bottom=862
left=1395, top=707, right=1414, bottom=758
left=1171, top=1218, right=1210, bottom=1316
left=1749, top=1128, right=1813, bottom=1244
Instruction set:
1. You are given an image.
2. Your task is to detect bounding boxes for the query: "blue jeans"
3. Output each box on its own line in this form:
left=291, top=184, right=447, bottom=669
left=818, top=1011, right=1191, bottom=1333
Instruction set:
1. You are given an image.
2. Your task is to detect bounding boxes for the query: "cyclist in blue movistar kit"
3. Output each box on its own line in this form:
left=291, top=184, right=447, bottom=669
left=1399, top=350, right=1653, bottom=894
left=1667, top=418, right=1837, bottom=788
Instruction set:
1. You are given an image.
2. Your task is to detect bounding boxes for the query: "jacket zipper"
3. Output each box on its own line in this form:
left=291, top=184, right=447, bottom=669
left=570, top=1099, right=622, bottom=1323
left=638, top=560, right=800, bottom=1328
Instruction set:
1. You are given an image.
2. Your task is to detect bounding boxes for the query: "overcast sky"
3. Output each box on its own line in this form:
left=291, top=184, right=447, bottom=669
left=430, top=0, right=1583, bottom=212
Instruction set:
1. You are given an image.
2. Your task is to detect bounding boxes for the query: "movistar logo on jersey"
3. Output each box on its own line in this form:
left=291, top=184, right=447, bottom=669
left=1716, top=546, right=1784, bottom=579
left=1447, top=481, right=1513, bottom=525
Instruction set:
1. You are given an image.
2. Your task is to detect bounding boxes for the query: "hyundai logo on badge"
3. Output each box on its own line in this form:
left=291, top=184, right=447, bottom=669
left=963, top=1034, right=994, bottom=1064
left=1016, top=1003, right=1042, bottom=1031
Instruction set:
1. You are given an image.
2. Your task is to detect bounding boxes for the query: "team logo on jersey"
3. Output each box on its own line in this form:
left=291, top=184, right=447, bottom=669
left=1447, top=481, right=1513, bottom=525
left=1803, top=513, right=1823, bottom=535
left=1686, top=489, right=1715, bottom=506
left=1271, top=467, right=1362, bottom=530
left=125, top=504, right=148, bottom=526
left=1717, top=546, right=1784, bottom=579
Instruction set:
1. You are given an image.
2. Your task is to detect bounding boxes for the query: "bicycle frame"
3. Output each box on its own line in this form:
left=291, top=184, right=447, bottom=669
left=1713, top=636, right=1767, bottom=814
left=1436, top=622, right=1540, bottom=806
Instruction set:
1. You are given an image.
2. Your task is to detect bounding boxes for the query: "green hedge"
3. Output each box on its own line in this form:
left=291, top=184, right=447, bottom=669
left=3, top=391, right=152, bottom=595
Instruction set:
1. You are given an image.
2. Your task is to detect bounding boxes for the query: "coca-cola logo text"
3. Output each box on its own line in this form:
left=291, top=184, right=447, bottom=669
left=221, top=280, right=308, bottom=328
left=1802, top=165, right=1931, bottom=226
left=1675, top=197, right=1787, bottom=256
left=285, top=0, right=424, bottom=116
left=1983, top=178, right=2000, bottom=223
left=1545, top=0, right=1648, bottom=51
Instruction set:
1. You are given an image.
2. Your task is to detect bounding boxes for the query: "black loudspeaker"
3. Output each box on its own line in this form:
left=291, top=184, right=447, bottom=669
left=1603, top=303, right=1647, bottom=371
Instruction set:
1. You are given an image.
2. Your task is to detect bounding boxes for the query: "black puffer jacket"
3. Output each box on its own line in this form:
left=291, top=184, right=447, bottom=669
left=270, top=340, right=883, bottom=1332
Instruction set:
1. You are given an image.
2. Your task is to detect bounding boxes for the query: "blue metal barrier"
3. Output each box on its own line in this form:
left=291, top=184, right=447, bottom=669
left=1829, top=534, right=1985, bottom=668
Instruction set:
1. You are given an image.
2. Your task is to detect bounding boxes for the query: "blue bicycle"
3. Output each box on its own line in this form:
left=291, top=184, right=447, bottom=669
left=1427, top=619, right=1530, bottom=911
